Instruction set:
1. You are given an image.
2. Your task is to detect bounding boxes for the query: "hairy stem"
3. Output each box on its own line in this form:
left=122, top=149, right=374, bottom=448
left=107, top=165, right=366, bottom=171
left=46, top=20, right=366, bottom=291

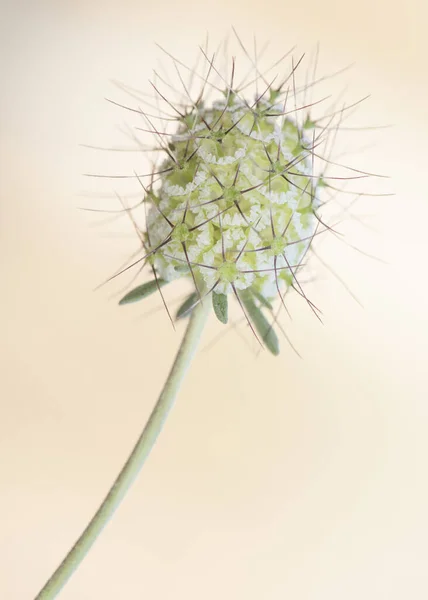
left=35, top=300, right=210, bottom=599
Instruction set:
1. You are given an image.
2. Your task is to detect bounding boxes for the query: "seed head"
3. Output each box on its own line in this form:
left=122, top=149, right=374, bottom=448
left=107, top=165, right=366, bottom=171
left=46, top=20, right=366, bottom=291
left=103, top=34, right=379, bottom=354
left=146, top=94, right=318, bottom=302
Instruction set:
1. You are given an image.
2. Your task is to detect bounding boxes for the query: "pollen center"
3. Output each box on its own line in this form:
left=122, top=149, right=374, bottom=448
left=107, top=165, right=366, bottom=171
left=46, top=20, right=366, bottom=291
left=271, top=236, right=287, bottom=256
left=210, top=128, right=225, bottom=141
left=217, top=261, right=238, bottom=283
left=172, top=223, right=190, bottom=242
left=272, top=160, right=285, bottom=176
left=222, top=187, right=240, bottom=205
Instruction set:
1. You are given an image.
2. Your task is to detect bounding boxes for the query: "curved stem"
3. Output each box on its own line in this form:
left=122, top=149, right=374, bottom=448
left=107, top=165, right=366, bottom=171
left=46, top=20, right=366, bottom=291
left=35, top=300, right=210, bottom=600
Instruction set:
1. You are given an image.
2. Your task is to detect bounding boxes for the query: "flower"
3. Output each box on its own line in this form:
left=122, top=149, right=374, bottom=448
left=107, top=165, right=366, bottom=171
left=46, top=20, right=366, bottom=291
left=113, top=35, right=372, bottom=354
left=146, top=93, right=319, bottom=304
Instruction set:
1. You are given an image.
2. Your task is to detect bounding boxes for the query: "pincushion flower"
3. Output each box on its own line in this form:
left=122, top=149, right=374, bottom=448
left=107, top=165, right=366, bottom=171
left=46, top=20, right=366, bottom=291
left=35, top=34, right=377, bottom=599
left=145, top=93, right=318, bottom=300
left=116, top=63, right=332, bottom=352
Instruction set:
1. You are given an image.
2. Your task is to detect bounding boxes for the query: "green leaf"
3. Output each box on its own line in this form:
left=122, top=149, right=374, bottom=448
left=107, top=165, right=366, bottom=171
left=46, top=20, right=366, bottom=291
left=118, top=278, right=168, bottom=305
left=175, top=292, right=198, bottom=320
left=239, top=291, right=280, bottom=356
left=251, top=289, right=273, bottom=310
left=212, top=292, right=228, bottom=324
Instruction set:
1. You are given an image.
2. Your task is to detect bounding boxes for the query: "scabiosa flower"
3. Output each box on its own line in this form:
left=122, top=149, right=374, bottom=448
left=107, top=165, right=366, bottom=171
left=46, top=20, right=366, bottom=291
left=113, top=37, right=366, bottom=354
left=35, top=34, right=380, bottom=600
left=145, top=93, right=318, bottom=300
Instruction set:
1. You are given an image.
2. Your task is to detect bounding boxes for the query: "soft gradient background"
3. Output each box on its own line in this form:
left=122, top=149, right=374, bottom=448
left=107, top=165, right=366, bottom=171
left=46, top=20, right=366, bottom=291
left=1, top=1, right=428, bottom=598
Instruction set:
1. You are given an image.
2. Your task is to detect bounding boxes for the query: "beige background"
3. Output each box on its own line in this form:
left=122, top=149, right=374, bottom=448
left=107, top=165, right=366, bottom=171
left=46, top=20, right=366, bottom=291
left=1, top=0, right=428, bottom=598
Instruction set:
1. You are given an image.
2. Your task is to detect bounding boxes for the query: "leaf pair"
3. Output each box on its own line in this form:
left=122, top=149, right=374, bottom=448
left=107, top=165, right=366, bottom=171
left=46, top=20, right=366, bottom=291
left=119, top=279, right=279, bottom=355
left=118, top=278, right=198, bottom=321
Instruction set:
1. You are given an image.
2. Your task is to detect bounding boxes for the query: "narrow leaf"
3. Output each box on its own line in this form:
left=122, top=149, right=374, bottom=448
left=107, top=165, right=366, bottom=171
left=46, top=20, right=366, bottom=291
left=175, top=292, right=198, bottom=320
left=251, top=288, right=273, bottom=310
left=118, top=278, right=168, bottom=305
left=212, top=292, right=228, bottom=324
left=239, top=291, right=280, bottom=356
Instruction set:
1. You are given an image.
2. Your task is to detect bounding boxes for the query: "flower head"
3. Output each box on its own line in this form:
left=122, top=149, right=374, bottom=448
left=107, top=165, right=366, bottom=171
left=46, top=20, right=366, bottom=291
left=146, top=93, right=319, bottom=303
left=106, top=35, right=375, bottom=354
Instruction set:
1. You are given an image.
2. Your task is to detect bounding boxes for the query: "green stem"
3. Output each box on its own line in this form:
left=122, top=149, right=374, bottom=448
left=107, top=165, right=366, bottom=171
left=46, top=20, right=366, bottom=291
left=35, top=300, right=210, bottom=600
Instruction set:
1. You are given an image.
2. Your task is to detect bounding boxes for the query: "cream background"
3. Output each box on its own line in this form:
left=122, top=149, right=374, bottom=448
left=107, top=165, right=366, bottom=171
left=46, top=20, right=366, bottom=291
left=1, top=0, right=428, bottom=598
